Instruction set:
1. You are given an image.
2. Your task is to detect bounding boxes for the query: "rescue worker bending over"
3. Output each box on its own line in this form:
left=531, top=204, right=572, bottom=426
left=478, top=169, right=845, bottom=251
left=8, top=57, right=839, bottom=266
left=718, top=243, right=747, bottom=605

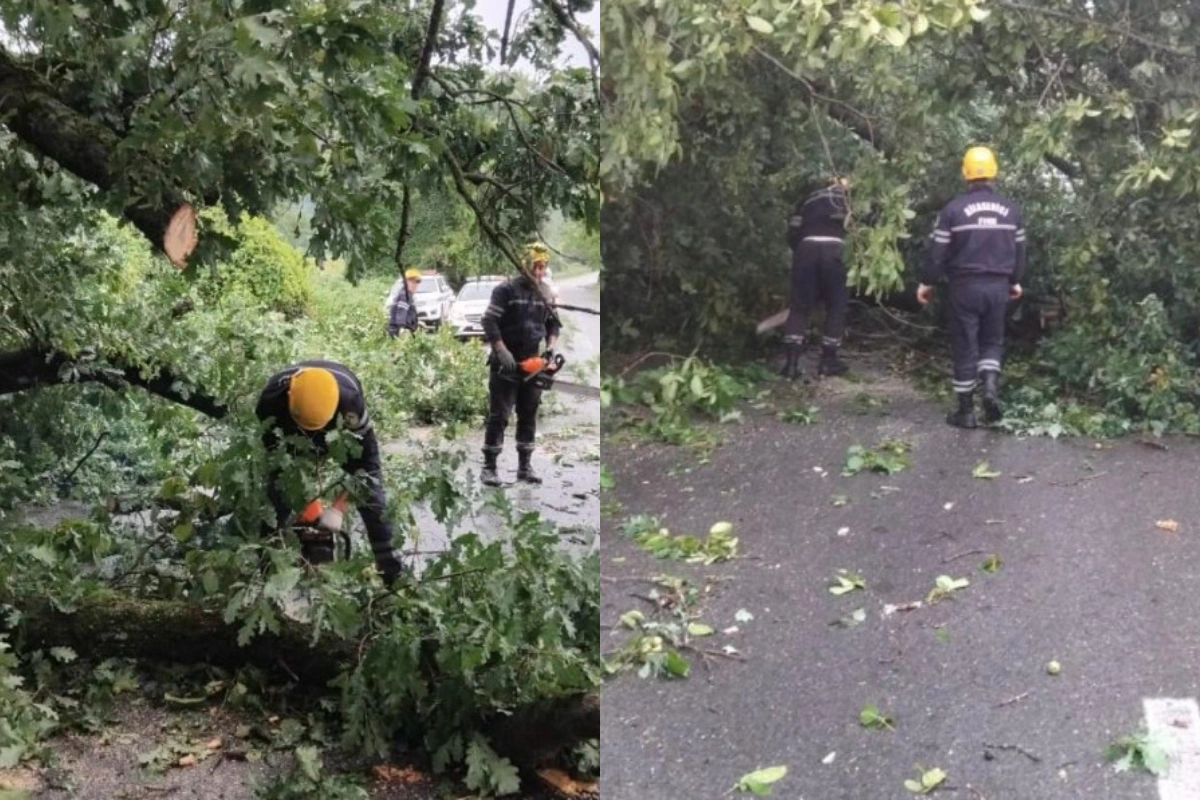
left=386, top=268, right=421, bottom=337
left=255, top=361, right=404, bottom=585
left=918, top=146, right=1027, bottom=428
left=783, top=175, right=852, bottom=379
left=479, top=244, right=561, bottom=487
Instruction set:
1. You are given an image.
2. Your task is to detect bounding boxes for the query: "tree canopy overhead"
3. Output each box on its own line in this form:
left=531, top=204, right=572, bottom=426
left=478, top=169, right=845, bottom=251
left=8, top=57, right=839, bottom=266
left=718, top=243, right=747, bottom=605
left=602, top=0, right=1200, bottom=432
left=0, top=0, right=598, bottom=279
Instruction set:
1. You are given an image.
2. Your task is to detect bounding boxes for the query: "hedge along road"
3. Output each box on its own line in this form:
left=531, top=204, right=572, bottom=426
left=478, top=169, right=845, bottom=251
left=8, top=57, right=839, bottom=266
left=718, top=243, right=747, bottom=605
left=385, top=271, right=601, bottom=563
left=600, top=354, right=1200, bottom=800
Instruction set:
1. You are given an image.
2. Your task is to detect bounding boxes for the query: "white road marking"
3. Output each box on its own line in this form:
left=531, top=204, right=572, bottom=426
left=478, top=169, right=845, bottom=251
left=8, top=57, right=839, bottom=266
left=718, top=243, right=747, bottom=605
left=1144, top=697, right=1200, bottom=799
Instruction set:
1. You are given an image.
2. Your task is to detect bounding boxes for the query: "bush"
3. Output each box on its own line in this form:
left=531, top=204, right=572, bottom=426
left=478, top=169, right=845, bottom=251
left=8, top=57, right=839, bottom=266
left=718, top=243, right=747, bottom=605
left=197, top=210, right=314, bottom=318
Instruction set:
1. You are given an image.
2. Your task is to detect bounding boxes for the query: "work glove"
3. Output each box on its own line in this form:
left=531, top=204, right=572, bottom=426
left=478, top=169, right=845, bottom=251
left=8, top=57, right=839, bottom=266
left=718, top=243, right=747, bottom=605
left=317, top=506, right=344, bottom=533
left=494, top=348, right=517, bottom=373
left=376, top=551, right=405, bottom=588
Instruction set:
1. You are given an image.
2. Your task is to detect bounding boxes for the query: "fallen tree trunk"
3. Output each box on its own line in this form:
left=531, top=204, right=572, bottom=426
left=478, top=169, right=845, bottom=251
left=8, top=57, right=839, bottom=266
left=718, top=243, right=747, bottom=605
left=15, top=591, right=599, bottom=766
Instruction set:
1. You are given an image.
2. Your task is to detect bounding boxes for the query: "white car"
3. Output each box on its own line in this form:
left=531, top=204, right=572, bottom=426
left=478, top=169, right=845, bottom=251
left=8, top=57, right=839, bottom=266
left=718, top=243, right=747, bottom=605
left=448, top=276, right=507, bottom=339
left=385, top=272, right=455, bottom=330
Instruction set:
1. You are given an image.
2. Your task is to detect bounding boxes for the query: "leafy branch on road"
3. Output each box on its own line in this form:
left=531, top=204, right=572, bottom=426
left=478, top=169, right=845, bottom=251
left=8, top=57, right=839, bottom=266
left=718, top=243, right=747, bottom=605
left=843, top=439, right=911, bottom=476
left=619, top=515, right=738, bottom=564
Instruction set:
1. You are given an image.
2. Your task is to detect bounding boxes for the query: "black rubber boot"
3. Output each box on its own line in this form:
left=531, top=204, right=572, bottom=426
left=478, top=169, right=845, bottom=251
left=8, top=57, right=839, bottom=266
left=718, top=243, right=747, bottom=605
left=779, top=343, right=802, bottom=380
left=516, top=450, right=542, bottom=484
left=818, top=345, right=849, bottom=377
left=980, top=370, right=1002, bottom=423
left=946, top=391, right=978, bottom=429
left=481, top=452, right=501, bottom=487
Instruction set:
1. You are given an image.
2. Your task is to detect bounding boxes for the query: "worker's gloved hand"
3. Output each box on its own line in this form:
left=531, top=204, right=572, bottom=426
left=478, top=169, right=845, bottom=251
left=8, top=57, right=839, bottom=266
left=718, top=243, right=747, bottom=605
left=317, top=506, right=344, bottom=533
left=376, top=551, right=405, bottom=588
left=494, top=348, right=516, bottom=373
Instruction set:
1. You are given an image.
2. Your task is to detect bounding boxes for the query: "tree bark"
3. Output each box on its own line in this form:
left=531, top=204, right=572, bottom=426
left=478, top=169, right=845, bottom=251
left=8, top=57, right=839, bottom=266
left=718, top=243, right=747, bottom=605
left=0, top=49, right=197, bottom=265
left=0, top=347, right=228, bottom=419
left=15, top=592, right=599, bottom=764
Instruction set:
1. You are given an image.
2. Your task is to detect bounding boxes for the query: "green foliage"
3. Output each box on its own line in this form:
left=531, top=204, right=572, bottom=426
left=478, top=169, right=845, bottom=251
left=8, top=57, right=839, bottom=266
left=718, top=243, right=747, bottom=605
left=842, top=440, right=911, bottom=476
left=603, top=357, right=764, bottom=445
left=335, top=511, right=600, bottom=790
left=255, top=746, right=368, bottom=799
left=196, top=211, right=313, bottom=318
left=618, top=515, right=738, bottom=564
left=1105, top=729, right=1170, bottom=776
left=604, top=576, right=702, bottom=681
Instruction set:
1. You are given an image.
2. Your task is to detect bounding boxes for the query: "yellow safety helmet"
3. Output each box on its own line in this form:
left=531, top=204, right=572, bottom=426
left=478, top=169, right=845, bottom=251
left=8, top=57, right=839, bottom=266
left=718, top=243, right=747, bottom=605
left=525, top=242, right=550, bottom=265
left=404, top=268, right=422, bottom=280
left=962, top=146, right=998, bottom=181
left=288, top=367, right=339, bottom=431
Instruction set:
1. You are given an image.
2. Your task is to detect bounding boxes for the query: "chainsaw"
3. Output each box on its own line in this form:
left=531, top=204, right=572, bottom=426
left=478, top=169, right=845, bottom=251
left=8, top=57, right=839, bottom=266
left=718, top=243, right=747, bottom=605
left=292, top=496, right=352, bottom=564
left=510, top=352, right=601, bottom=399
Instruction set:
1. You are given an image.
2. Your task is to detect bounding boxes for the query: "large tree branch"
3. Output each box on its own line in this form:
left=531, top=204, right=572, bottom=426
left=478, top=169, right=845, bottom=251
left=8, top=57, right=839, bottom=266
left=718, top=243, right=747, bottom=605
left=0, top=347, right=228, bottom=419
left=411, top=0, right=446, bottom=101
left=0, top=49, right=197, bottom=265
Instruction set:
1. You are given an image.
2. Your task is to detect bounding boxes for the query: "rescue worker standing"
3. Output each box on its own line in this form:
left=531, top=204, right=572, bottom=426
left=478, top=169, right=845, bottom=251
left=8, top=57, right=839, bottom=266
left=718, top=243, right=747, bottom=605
left=782, top=175, right=852, bottom=379
left=480, top=244, right=561, bottom=487
left=255, top=361, right=404, bottom=585
left=386, top=268, right=421, bottom=337
left=918, top=146, right=1026, bottom=428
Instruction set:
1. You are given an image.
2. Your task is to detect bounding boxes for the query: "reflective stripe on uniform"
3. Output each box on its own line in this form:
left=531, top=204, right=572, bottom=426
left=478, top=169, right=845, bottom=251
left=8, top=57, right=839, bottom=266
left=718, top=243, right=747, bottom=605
left=950, top=223, right=1018, bottom=232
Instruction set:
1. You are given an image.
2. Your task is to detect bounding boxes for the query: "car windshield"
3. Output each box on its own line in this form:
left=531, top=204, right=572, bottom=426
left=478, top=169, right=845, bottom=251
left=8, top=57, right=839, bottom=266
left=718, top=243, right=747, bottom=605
left=457, top=282, right=499, bottom=301
left=413, top=280, right=439, bottom=294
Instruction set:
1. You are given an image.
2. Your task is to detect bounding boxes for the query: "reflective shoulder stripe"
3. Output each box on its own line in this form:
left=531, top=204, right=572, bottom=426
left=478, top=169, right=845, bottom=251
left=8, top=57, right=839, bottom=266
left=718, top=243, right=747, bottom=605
left=949, top=223, right=1018, bottom=232
left=802, top=236, right=843, bottom=243
left=788, top=216, right=803, bottom=227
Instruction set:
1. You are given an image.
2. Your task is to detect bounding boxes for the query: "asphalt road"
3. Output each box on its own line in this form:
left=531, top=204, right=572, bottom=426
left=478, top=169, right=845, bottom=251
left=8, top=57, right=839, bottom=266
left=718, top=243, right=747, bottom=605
left=601, top=356, right=1200, bottom=800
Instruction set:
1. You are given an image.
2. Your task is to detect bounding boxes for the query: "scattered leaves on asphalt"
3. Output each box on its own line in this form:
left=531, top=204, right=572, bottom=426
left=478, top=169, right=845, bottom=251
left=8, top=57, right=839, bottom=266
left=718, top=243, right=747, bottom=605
left=1157, top=519, right=1180, bottom=532
left=735, top=609, right=755, bottom=623
left=829, top=570, right=866, bottom=595
left=981, top=554, right=1002, bottom=573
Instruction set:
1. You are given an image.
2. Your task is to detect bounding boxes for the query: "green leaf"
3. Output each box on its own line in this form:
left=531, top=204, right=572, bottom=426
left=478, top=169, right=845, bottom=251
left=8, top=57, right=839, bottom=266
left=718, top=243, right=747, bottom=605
left=922, top=768, right=947, bottom=789
left=968, top=5, right=991, bottom=22
left=295, top=745, right=322, bottom=782
left=981, top=554, right=1002, bottom=573
left=883, top=27, right=908, bottom=48
left=745, top=16, right=775, bottom=34
left=620, top=610, right=644, bottom=629
left=49, top=646, right=76, bottom=663
left=663, top=650, right=690, bottom=677
left=687, top=622, right=714, bottom=637
left=735, top=765, right=787, bottom=795
left=904, top=779, right=925, bottom=793
left=972, top=461, right=1002, bottom=479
